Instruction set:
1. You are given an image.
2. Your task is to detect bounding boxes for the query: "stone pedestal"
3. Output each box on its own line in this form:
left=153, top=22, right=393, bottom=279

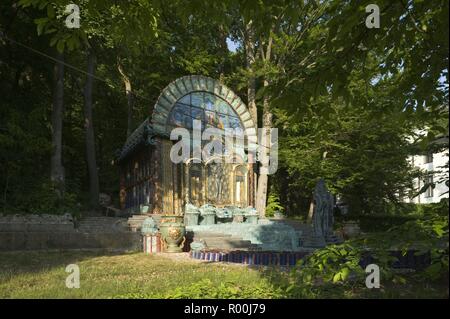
left=143, top=233, right=161, bottom=253
left=244, top=214, right=258, bottom=224
left=199, top=204, right=216, bottom=225
left=185, top=212, right=200, bottom=226
left=199, top=213, right=215, bottom=225
left=233, top=215, right=244, bottom=223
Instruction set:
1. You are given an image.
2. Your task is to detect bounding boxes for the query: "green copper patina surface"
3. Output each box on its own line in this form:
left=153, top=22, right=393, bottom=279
left=243, top=207, right=258, bottom=224
left=185, top=204, right=261, bottom=225
left=141, top=217, right=158, bottom=235
left=199, top=204, right=216, bottom=225
left=190, top=240, right=206, bottom=251
left=187, top=220, right=302, bottom=251
left=184, top=203, right=200, bottom=226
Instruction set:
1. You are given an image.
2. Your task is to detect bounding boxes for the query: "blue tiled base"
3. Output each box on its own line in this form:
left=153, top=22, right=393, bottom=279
left=190, top=250, right=310, bottom=266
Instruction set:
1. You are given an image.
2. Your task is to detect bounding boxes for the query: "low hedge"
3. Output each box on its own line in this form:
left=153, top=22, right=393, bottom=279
left=336, top=214, right=416, bottom=232
left=335, top=201, right=449, bottom=233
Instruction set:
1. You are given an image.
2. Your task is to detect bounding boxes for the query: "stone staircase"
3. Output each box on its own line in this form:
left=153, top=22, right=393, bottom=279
left=191, top=231, right=260, bottom=251
left=76, top=217, right=129, bottom=233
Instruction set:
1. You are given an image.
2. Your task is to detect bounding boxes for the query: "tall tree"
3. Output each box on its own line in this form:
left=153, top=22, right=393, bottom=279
left=50, top=51, right=65, bottom=200
left=117, top=61, right=134, bottom=137
left=243, top=20, right=257, bottom=124
left=19, top=0, right=161, bottom=210
left=82, top=46, right=99, bottom=209
left=238, top=1, right=323, bottom=217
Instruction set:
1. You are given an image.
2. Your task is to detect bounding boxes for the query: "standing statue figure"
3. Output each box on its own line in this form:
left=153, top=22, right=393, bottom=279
left=312, top=179, right=334, bottom=238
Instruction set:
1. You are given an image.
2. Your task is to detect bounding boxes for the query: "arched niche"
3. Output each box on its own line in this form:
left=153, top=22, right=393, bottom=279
left=233, top=164, right=248, bottom=207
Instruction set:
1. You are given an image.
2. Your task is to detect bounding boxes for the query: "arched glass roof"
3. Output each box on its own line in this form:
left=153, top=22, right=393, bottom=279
left=167, top=92, right=244, bottom=132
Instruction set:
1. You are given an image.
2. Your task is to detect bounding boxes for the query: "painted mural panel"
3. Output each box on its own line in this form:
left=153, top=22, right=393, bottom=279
left=206, top=162, right=231, bottom=206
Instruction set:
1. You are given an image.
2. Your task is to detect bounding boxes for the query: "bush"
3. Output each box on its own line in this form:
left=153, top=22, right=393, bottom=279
left=336, top=214, right=416, bottom=233
left=335, top=201, right=449, bottom=233
left=2, top=181, right=81, bottom=216
left=266, top=193, right=285, bottom=218
left=116, top=279, right=284, bottom=299
left=287, top=210, right=449, bottom=298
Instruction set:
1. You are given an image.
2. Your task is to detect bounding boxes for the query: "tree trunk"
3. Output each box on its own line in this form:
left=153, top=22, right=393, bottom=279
left=218, top=24, right=228, bottom=82
left=83, top=49, right=100, bottom=210
left=255, top=78, right=273, bottom=217
left=50, top=52, right=65, bottom=200
left=117, top=62, right=134, bottom=137
left=255, top=34, right=273, bottom=218
left=126, top=86, right=133, bottom=137
left=244, top=20, right=258, bottom=124
left=307, top=199, right=315, bottom=224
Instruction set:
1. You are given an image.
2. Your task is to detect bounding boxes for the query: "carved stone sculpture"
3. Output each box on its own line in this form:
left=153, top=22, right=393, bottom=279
left=312, top=178, right=334, bottom=241
left=190, top=239, right=207, bottom=252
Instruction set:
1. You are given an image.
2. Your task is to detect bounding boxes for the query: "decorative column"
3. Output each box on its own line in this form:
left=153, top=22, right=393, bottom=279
left=184, top=162, right=190, bottom=204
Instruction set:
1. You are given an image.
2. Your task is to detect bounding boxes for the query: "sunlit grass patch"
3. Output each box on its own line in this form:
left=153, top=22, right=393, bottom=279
left=0, top=250, right=274, bottom=298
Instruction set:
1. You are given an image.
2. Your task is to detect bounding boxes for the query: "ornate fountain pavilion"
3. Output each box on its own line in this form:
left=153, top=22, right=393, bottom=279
left=117, top=75, right=258, bottom=216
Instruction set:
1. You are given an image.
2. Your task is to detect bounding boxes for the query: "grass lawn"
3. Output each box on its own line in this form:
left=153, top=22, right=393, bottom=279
left=0, top=250, right=447, bottom=299
left=0, top=250, right=280, bottom=298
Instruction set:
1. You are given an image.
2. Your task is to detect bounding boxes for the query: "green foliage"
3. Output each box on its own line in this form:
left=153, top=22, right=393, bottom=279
left=116, top=278, right=283, bottom=299
left=293, top=243, right=366, bottom=286
left=276, top=96, right=422, bottom=216
left=335, top=201, right=450, bottom=233
left=3, top=182, right=80, bottom=215
left=1, top=0, right=234, bottom=213
left=1, top=0, right=448, bottom=219
left=272, top=44, right=445, bottom=216
left=259, top=0, right=449, bottom=218
left=286, top=208, right=449, bottom=298
left=270, top=0, right=448, bottom=120
left=338, top=215, right=416, bottom=233
left=265, top=191, right=285, bottom=218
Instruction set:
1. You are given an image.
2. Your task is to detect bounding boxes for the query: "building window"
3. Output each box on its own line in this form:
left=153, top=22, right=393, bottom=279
left=424, top=152, right=433, bottom=164
left=189, top=163, right=203, bottom=206
left=425, top=174, right=434, bottom=198
left=234, top=165, right=248, bottom=207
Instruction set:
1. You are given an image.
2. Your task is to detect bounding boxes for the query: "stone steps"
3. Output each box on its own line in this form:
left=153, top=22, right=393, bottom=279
left=203, top=238, right=258, bottom=250
left=127, top=215, right=150, bottom=232
left=192, top=232, right=233, bottom=238
left=191, top=230, right=260, bottom=251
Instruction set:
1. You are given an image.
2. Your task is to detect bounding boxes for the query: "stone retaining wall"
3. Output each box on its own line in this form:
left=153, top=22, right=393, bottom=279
left=0, top=214, right=142, bottom=251
left=0, top=231, right=142, bottom=251
left=0, top=214, right=75, bottom=232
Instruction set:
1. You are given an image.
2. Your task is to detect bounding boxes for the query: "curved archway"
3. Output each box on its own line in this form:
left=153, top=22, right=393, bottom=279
left=150, top=75, right=257, bottom=150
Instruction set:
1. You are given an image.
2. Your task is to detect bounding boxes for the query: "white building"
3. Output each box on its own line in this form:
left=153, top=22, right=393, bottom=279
left=407, top=135, right=449, bottom=204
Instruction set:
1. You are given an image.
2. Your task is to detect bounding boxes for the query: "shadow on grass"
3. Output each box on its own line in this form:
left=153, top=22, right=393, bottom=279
left=250, top=253, right=449, bottom=299
left=0, top=249, right=136, bottom=284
